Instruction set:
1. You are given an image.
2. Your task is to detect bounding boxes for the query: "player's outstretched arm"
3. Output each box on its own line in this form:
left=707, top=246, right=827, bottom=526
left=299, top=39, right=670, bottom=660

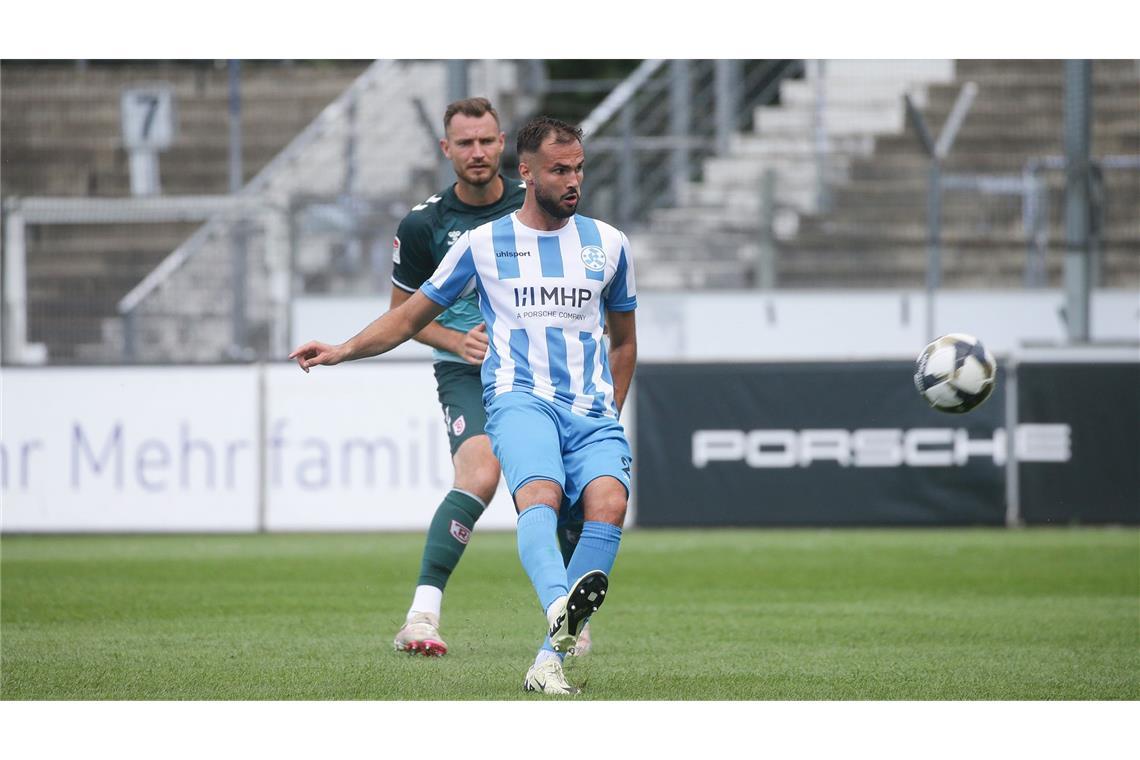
left=289, top=290, right=447, bottom=372
left=389, top=287, right=488, bottom=364
left=606, top=309, right=637, bottom=414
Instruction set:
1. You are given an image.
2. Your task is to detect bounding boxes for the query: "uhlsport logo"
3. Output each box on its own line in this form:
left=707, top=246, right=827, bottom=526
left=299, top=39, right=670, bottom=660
left=449, top=520, right=471, bottom=545
left=581, top=246, right=606, bottom=272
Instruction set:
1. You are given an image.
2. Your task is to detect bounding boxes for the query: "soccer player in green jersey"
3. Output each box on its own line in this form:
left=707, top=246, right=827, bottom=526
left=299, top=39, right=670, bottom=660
left=388, top=98, right=589, bottom=657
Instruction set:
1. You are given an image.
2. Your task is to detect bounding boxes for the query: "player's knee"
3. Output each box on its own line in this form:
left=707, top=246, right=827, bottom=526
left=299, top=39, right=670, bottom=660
left=453, top=446, right=501, bottom=504
left=515, top=480, right=563, bottom=514
left=587, top=494, right=627, bottom=526
left=456, top=465, right=500, bottom=505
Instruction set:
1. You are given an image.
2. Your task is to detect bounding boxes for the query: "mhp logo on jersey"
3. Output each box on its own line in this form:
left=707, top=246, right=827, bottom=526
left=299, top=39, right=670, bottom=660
left=581, top=246, right=606, bottom=271
left=514, top=286, right=593, bottom=308
left=449, top=520, right=471, bottom=545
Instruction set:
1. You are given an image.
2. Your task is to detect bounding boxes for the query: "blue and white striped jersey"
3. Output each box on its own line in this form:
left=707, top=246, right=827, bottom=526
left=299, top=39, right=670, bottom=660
left=420, top=211, right=637, bottom=418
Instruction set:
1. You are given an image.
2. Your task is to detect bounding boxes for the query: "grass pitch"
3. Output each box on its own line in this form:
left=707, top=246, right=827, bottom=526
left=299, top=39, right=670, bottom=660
left=1, top=528, right=1136, bottom=700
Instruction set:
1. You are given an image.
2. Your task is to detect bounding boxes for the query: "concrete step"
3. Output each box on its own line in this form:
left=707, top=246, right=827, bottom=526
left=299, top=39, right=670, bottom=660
left=728, top=133, right=877, bottom=157
left=924, top=83, right=1140, bottom=113
left=3, top=94, right=353, bottom=122
left=701, top=155, right=852, bottom=187
left=647, top=206, right=772, bottom=235
left=0, top=64, right=368, bottom=96
left=953, top=59, right=1139, bottom=81
left=808, top=59, right=956, bottom=83
left=685, top=181, right=822, bottom=214
left=28, top=225, right=196, bottom=256
left=778, top=79, right=930, bottom=108
left=851, top=153, right=1140, bottom=178
left=872, top=132, right=1140, bottom=156
left=754, top=103, right=907, bottom=135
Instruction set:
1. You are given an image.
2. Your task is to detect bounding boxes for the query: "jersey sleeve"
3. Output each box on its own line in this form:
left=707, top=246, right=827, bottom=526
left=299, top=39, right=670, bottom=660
left=421, top=232, right=477, bottom=308
left=391, top=214, right=436, bottom=293
left=602, top=231, right=637, bottom=312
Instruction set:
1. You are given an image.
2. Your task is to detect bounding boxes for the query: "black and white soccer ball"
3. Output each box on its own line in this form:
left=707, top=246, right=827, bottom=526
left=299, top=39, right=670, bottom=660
left=914, top=333, right=997, bottom=413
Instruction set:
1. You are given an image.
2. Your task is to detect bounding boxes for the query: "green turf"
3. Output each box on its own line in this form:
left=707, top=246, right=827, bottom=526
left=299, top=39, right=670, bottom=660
left=1, top=528, right=1137, bottom=700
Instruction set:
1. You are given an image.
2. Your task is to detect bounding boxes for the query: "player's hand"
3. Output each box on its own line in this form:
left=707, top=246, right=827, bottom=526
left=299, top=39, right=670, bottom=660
left=460, top=324, right=489, bottom=364
left=288, top=341, right=346, bottom=373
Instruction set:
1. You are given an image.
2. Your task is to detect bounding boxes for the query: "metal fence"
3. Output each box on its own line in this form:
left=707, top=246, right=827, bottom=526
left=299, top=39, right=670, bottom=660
left=580, top=59, right=805, bottom=229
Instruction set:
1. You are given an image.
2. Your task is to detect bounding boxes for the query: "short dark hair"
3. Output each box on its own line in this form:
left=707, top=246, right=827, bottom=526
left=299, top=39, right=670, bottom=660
left=516, top=115, right=583, bottom=156
left=443, top=97, right=500, bottom=132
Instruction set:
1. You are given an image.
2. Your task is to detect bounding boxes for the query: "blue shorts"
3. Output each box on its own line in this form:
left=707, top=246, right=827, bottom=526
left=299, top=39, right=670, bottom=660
left=484, top=392, right=633, bottom=507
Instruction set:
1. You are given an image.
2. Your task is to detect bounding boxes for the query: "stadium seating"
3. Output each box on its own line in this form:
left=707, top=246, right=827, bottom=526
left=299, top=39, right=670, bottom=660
left=3, top=60, right=539, bottom=363
left=635, top=59, right=1140, bottom=289
left=1, top=61, right=370, bottom=362
left=5, top=60, right=1136, bottom=363
left=96, top=61, right=530, bottom=363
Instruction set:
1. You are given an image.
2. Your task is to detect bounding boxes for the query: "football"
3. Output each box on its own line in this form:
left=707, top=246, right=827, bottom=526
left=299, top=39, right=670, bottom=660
left=914, top=333, right=997, bottom=413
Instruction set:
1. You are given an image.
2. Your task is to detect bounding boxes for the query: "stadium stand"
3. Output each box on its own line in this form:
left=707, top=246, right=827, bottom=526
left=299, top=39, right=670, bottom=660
left=4, top=60, right=1135, bottom=364
left=1, top=61, right=370, bottom=362
left=102, top=61, right=530, bottom=363
left=2, top=60, right=537, bottom=364
left=635, top=59, right=1140, bottom=289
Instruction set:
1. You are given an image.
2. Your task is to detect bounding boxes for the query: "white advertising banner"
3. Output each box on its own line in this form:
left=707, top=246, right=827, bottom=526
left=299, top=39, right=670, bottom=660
left=1, top=367, right=260, bottom=532
left=264, top=362, right=515, bottom=530
left=1, top=362, right=606, bottom=532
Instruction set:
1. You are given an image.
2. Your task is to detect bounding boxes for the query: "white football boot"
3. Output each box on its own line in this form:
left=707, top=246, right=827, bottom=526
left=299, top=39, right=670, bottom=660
left=547, top=570, right=608, bottom=654
left=568, top=621, right=592, bottom=656
left=523, top=658, right=579, bottom=695
left=393, top=612, right=448, bottom=656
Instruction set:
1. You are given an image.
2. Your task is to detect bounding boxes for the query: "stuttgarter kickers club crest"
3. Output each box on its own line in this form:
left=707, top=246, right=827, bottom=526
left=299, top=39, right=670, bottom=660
left=452, top=415, right=466, bottom=436
left=581, top=246, right=606, bottom=272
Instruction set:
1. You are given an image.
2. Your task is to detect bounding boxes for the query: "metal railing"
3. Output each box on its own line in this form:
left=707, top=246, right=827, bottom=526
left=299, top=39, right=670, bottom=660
left=579, top=60, right=804, bottom=230
left=116, top=60, right=397, bottom=360
left=942, top=155, right=1140, bottom=288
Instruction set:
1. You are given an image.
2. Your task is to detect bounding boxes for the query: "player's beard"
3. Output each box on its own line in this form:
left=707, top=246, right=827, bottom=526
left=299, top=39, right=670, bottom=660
left=534, top=179, right=580, bottom=220
left=458, top=156, right=500, bottom=187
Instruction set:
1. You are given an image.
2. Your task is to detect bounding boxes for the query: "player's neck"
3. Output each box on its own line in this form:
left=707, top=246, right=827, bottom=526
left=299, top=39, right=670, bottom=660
left=515, top=200, right=572, bottom=232
left=453, top=175, right=503, bottom=207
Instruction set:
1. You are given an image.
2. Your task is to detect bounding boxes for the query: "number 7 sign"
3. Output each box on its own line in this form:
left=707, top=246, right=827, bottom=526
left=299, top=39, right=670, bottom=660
left=121, top=86, right=175, bottom=150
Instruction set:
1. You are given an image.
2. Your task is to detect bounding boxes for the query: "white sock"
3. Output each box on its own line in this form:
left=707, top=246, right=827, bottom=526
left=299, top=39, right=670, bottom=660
left=407, top=585, right=443, bottom=621
left=533, top=649, right=563, bottom=668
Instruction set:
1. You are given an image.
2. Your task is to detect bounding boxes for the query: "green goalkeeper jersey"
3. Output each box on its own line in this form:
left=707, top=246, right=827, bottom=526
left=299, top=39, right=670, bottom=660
left=390, top=175, right=526, bottom=363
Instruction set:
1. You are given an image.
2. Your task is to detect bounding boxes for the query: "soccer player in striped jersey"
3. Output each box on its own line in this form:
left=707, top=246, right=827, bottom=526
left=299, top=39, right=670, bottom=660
left=290, top=115, right=637, bottom=695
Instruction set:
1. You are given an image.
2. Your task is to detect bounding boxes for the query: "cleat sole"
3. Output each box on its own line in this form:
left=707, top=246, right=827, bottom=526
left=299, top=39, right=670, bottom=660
left=551, top=570, right=608, bottom=653
left=396, top=640, right=448, bottom=657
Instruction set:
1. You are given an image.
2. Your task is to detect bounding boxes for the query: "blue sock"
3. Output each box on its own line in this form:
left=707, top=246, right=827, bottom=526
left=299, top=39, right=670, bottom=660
left=516, top=505, right=569, bottom=613
left=565, top=520, right=623, bottom=582
left=539, top=521, right=623, bottom=656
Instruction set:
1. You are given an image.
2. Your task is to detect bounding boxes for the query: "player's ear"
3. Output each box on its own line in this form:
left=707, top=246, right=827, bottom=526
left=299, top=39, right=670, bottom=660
left=439, top=137, right=451, bottom=159
left=518, top=157, right=533, bottom=184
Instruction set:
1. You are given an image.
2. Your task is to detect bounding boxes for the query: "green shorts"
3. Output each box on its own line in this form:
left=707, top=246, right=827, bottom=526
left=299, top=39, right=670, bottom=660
left=433, top=361, right=489, bottom=456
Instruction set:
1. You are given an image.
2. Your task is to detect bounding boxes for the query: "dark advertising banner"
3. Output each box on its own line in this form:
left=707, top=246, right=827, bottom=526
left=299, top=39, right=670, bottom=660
left=1017, top=362, right=1140, bottom=525
left=634, top=361, right=1012, bottom=527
